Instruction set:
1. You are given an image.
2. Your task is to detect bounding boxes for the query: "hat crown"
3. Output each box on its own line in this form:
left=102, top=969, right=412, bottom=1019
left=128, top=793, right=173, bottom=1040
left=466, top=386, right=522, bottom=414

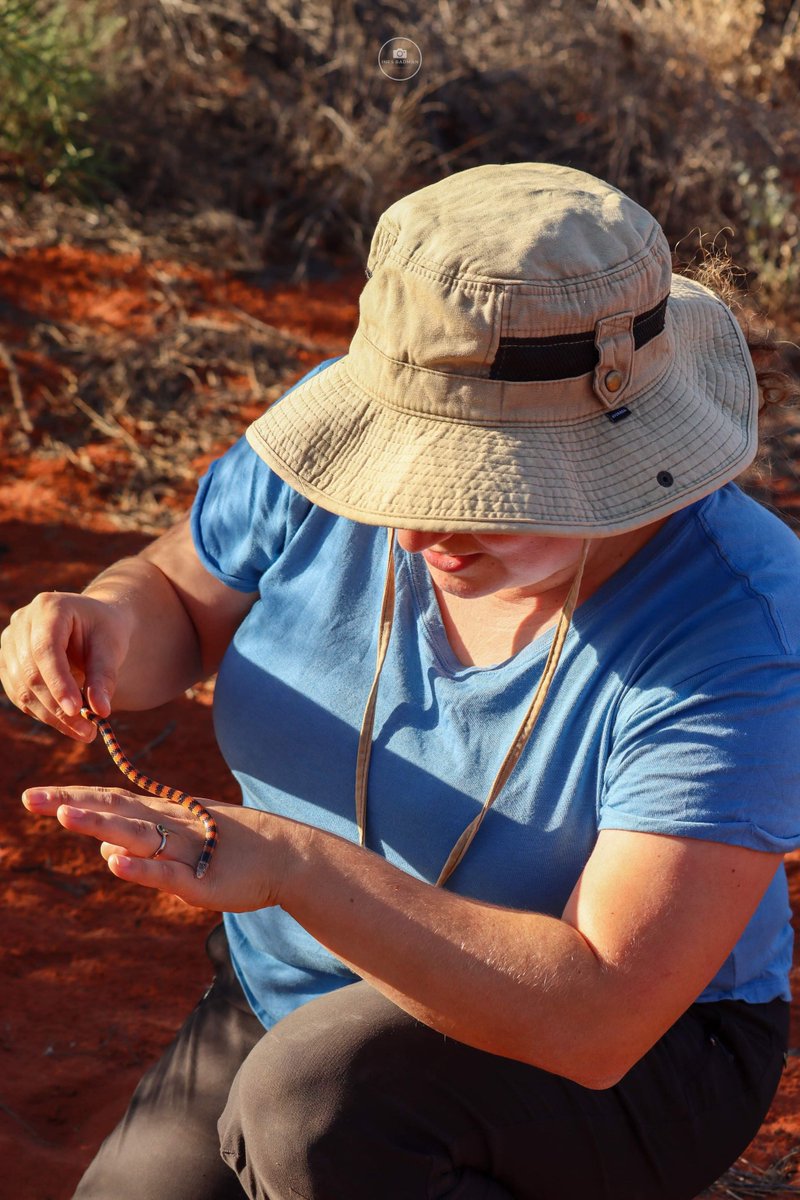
left=374, top=162, right=667, bottom=287
left=361, top=163, right=673, bottom=380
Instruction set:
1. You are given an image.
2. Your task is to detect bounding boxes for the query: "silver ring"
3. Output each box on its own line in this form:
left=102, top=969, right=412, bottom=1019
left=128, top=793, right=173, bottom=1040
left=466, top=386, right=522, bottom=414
left=150, top=823, right=170, bottom=859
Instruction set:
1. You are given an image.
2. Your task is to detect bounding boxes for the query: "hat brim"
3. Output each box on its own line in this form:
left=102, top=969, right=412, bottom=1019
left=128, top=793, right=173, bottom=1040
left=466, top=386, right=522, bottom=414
left=245, top=277, right=758, bottom=536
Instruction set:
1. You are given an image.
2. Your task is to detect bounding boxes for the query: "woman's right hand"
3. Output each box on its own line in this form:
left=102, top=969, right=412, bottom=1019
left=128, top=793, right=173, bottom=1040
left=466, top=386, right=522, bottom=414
left=2, top=516, right=259, bottom=740
left=0, top=591, right=132, bottom=740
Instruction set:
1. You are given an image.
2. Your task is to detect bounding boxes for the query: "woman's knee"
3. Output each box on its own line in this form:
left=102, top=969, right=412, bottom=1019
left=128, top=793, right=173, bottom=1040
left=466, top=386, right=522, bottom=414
left=218, top=982, right=441, bottom=1199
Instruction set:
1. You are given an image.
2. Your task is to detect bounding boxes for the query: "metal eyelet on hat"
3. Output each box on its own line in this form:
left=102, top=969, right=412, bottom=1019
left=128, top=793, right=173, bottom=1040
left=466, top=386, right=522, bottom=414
left=604, top=369, right=623, bottom=393
left=657, top=470, right=674, bottom=487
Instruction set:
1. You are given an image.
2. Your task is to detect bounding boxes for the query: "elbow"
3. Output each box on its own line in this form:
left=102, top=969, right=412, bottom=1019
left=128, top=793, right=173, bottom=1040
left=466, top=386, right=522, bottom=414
left=561, top=1029, right=645, bottom=1089
left=555, top=1058, right=632, bottom=1091
left=570, top=1066, right=628, bottom=1091
left=523, top=1041, right=638, bottom=1092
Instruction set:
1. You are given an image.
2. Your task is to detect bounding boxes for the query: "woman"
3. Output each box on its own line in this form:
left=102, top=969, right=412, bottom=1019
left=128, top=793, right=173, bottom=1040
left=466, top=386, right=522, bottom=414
left=3, top=162, right=800, bottom=1200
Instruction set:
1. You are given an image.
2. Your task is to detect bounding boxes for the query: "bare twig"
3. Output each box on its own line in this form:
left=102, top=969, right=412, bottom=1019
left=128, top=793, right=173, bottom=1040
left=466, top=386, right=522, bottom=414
left=227, top=305, right=330, bottom=355
left=0, top=1099, right=54, bottom=1147
left=0, top=342, right=33, bottom=434
left=70, top=392, right=149, bottom=465
left=710, top=1149, right=800, bottom=1198
left=134, top=721, right=177, bottom=763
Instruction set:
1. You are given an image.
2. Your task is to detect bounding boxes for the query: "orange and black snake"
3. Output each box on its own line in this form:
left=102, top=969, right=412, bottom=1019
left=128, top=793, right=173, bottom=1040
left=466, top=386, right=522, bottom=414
left=80, top=706, right=218, bottom=879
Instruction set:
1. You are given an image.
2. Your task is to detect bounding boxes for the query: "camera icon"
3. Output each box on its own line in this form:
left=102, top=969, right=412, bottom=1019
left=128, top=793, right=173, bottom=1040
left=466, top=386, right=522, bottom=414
left=378, top=37, right=421, bottom=79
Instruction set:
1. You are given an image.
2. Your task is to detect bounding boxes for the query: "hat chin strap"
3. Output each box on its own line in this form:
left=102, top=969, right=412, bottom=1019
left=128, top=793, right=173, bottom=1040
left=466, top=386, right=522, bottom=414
left=354, top=527, right=398, bottom=848
left=354, top=529, right=590, bottom=888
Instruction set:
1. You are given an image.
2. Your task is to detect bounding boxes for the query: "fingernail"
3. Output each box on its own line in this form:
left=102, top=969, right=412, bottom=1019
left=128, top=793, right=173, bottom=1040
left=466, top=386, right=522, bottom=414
left=23, top=789, right=50, bottom=810
left=58, top=804, right=85, bottom=823
left=61, top=696, right=78, bottom=717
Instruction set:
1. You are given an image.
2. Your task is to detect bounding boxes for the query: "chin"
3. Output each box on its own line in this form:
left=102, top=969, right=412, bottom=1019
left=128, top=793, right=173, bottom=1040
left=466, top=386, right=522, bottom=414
left=432, top=572, right=494, bottom=599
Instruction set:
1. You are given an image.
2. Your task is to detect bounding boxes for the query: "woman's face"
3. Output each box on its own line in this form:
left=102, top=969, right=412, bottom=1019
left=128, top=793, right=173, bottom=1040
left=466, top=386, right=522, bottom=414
left=396, top=519, right=668, bottom=603
left=395, top=529, right=591, bottom=600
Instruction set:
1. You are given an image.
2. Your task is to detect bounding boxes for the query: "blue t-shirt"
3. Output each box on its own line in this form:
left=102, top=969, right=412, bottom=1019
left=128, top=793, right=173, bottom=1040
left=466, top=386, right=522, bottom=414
left=191, top=359, right=800, bottom=1030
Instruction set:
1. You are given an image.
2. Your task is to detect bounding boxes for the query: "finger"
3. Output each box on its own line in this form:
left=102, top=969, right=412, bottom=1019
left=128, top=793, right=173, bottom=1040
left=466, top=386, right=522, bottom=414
left=23, top=785, right=172, bottom=823
left=84, top=681, right=112, bottom=719
left=55, top=806, right=201, bottom=873
left=99, top=840, right=130, bottom=861
left=22, top=788, right=63, bottom=816
left=29, top=601, right=86, bottom=718
left=83, top=650, right=119, bottom=717
left=107, top=852, right=208, bottom=908
left=56, top=804, right=198, bottom=869
left=10, top=598, right=85, bottom=723
left=1, top=643, right=95, bottom=741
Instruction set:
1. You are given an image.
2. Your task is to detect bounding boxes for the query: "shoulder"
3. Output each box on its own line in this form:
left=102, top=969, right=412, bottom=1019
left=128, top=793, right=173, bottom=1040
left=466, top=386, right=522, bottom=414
left=582, top=484, right=800, bottom=677
left=694, top=483, right=800, bottom=564
left=687, top=485, right=800, bottom=655
left=575, top=485, right=800, bottom=713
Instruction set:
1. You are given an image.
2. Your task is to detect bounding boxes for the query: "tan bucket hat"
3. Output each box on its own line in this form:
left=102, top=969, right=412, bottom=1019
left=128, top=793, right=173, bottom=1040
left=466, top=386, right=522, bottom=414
left=246, top=162, right=758, bottom=536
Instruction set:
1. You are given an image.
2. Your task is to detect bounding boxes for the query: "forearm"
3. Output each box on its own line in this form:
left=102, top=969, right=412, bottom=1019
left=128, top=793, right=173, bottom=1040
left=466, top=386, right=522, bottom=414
left=278, top=820, right=619, bottom=1088
left=82, top=556, right=203, bottom=710
left=46, top=768, right=777, bottom=1090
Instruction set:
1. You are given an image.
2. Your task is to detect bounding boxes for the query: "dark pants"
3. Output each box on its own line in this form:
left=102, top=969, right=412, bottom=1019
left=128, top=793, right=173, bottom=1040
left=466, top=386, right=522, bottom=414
left=74, top=924, right=789, bottom=1200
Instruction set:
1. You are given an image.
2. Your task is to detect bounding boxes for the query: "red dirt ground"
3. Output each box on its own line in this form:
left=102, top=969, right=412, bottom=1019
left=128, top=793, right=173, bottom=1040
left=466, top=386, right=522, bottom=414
left=1, top=247, right=800, bottom=1200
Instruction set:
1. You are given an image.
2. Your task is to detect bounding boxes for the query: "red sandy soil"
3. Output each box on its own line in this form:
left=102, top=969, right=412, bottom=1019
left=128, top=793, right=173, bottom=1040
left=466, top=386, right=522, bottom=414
left=1, top=246, right=800, bottom=1200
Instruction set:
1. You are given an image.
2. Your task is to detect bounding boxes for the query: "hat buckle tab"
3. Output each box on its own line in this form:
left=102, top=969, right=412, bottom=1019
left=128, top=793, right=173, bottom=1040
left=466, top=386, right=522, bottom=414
left=593, top=311, right=635, bottom=409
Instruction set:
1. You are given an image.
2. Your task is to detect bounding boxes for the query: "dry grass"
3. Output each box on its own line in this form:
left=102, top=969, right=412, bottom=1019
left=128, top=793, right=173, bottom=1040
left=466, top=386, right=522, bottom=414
left=23, top=316, right=307, bottom=531
left=0, top=245, right=319, bottom=530
left=709, top=1149, right=800, bottom=1197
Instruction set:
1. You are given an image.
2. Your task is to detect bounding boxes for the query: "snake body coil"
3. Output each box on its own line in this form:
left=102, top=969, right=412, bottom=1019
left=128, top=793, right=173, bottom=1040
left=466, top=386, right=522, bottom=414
left=80, top=707, right=218, bottom=879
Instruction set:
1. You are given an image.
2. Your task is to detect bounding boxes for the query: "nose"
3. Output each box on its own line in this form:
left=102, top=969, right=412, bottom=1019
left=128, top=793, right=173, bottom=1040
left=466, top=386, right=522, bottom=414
left=395, top=529, right=451, bottom=554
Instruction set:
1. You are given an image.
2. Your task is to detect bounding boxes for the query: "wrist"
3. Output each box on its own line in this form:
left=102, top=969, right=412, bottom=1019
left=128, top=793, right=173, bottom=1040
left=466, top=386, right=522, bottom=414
left=258, top=809, right=317, bottom=913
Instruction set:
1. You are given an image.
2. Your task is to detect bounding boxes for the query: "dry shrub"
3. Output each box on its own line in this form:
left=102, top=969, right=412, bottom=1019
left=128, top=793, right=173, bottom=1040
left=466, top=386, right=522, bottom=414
left=28, top=0, right=796, bottom=309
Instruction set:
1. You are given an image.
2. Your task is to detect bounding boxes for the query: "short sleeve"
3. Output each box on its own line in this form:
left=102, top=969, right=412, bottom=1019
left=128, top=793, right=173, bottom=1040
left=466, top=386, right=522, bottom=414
left=190, top=357, right=342, bottom=591
left=599, top=656, right=800, bottom=853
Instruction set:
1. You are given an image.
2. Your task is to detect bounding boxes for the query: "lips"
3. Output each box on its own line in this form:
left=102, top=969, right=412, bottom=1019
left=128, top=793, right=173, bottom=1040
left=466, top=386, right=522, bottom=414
left=422, top=549, right=480, bottom=573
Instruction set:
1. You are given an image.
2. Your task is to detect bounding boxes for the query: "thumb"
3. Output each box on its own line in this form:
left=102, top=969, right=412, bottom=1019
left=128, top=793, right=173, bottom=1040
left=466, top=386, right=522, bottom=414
left=83, top=653, right=119, bottom=719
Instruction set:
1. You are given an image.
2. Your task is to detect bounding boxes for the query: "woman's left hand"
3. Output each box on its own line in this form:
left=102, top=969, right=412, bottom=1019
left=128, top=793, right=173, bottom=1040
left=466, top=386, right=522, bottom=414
left=21, top=785, right=294, bottom=912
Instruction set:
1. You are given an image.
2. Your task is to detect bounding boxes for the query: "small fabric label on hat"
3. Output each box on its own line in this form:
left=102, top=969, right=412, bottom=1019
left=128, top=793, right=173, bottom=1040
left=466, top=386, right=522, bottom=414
left=606, top=406, right=631, bottom=423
